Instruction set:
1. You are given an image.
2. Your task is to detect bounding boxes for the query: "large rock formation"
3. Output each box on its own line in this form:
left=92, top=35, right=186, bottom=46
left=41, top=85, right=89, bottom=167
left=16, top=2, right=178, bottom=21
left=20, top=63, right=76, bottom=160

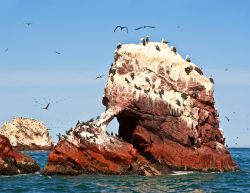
left=0, top=117, right=53, bottom=151
left=0, top=134, right=40, bottom=175
left=42, top=42, right=238, bottom=175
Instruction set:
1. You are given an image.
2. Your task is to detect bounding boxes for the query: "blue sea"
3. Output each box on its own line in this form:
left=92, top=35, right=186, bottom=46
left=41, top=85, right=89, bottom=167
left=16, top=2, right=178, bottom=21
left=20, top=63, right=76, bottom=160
left=0, top=149, right=249, bottom=193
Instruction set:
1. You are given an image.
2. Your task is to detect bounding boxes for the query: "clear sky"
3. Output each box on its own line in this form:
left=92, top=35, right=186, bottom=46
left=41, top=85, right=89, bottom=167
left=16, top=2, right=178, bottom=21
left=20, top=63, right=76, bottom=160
left=0, top=0, right=250, bottom=147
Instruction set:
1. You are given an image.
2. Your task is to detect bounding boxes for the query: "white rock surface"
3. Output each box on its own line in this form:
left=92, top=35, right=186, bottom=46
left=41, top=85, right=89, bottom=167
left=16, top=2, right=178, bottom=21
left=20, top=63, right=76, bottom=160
left=0, top=117, right=53, bottom=150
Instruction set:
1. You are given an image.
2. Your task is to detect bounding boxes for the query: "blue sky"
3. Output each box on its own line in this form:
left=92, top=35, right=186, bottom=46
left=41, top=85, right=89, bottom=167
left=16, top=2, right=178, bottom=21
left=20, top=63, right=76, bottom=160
left=0, top=0, right=250, bottom=147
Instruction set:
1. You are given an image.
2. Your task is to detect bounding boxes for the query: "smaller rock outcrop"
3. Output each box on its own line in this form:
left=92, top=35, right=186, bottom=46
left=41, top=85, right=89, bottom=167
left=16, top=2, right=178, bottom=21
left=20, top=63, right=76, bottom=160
left=0, top=135, right=40, bottom=175
left=0, top=117, right=53, bottom=151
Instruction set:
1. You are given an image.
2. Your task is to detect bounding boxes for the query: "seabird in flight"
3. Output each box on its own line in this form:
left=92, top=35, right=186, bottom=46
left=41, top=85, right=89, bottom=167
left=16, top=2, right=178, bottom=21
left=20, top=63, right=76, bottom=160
left=42, top=103, right=50, bottom=110
left=135, top=26, right=155, bottom=30
left=55, top=51, right=61, bottom=54
left=114, top=26, right=128, bottom=33
left=94, top=74, right=105, bottom=80
left=24, top=22, right=32, bottom=26
left=4, top=48, right=8, bottom=53
left=225, top=116, right=230, bottom=122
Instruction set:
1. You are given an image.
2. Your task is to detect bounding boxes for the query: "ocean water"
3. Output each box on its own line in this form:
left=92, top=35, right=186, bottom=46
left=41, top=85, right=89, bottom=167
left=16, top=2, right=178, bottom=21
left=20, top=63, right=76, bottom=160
left=0, top=149, right=250, bottom=193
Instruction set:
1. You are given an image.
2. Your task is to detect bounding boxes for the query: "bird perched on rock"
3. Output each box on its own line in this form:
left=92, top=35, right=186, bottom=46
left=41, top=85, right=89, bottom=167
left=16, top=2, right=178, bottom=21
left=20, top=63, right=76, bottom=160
left=134, top=84, right=141, bottom=90
left=145, top=77, right=151, bottom=85
left=130, top=72, right=135, bottom=80
left=140, top=38, right=146, bottom=46
left=116, top=43, right=122, bottom=50
left=171, top=46, right=177, bottom=54
left=135, top=26, right=155, bottom=30
left=125, top=77, right=130, bottom=83
left=176, top=99, right=181, bottom=106
left=155, top=45, right=160, bottom=52
left=161, top=38, right=169, bottom=44
left=209, top=76, right=214, bottom=84
left=145, top=35, right=149, bottom=44
left=111, top=131, right=113, bottom=136
left=185, top=55, right=191, bottom=62
left=114, top=26, right=128, bottom=33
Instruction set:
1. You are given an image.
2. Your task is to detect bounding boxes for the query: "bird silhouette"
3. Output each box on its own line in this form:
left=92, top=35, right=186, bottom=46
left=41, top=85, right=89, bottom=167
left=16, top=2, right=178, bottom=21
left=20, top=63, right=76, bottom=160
left=42, top=103, right=50, bottom=110
left=114, top=26, right=128, bottom=33
left=4, top=48, right=8, bottom=53
left=135, top=26, right=155, bottom=30
left=94, top=74, right=105, bottom=80
left=24, top=22, right=32, bottom=26
left=55, top=51, right=61, bottom=54
left=225, top=116, right=230, bottom=122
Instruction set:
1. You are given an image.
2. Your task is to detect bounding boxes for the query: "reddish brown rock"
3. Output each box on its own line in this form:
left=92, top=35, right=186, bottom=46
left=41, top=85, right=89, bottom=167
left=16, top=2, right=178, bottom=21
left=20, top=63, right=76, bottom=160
left=42, top=42, right=238, bottom=175
left=0, top=135, right=40, bottom=175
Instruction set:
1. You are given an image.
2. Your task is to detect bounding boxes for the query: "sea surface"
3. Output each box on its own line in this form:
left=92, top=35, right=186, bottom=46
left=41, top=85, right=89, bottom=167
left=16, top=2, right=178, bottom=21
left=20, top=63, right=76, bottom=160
left=0, top=149, right=250, bottom=193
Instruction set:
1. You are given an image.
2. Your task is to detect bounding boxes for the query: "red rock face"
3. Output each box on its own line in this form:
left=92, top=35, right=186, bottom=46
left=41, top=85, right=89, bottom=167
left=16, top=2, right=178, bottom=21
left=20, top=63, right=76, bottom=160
left=0, top=135, right=40, bottom=175
left=42, top=42, right=238, bottom=175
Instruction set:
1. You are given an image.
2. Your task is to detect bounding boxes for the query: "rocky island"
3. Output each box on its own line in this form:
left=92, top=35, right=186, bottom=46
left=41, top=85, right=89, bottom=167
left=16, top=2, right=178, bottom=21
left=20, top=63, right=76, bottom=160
left=0, top=117, right=53, bottom=151
left=42, top=41, right=238, bottom=175
left=0, top=134, right=40, bottom=175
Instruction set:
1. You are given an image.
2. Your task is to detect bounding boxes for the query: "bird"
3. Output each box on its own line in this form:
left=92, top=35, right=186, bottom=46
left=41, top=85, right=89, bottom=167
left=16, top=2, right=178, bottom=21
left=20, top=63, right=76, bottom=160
left=177, top=25, right=180, bottom=29
left=55, top=51, right=61, bottom=54
left=161, top=38, right=169, bottom=44
left=225, top=116, right=230, bottom=122
left=185, top=55, right=191, bottom=62
left=116, top=43, right=122, bottom=50
left=42, top=103, right=50, bottom=110
left=94, top=74, right=105, bottom=80
left=24, top=22, right=32, bottom=26
left=225, top=68, right=228, bottom=71
left=111, top=131, right=113, bottom=136
left=209, top=76, right=214, bottom=84
left=114, top=26, right=128, bottom=33
left=4, top=48, right=8, bottom=53
left=176, top=100, right=181, bottom=106
left=171, top=46, right=177, bottom=54
left=135, top=26, right=155, bottom=30
left=140, top=38, right=146, bottom=46
left=155, top=45, right=160, bottom=52
left=125, top=77, right=130, bottom=84
left=145, top=35, right=149, bottom=43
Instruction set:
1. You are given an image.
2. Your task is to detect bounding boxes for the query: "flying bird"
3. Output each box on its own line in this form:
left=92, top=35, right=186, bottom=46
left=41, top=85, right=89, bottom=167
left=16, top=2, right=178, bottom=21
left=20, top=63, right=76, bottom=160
left=55, top=51, right=61, bottom=54
left=114, top=26, right=128, bottom=33
left=94, top=74, right=105, bottom=80
left=225, top=116, right=230, bottom=122
left=225, top=68, right=228, bottom=71
left=4, top=48, right=8, bottom=53
left=135, top=26, right=155, bottom=30
left=24, top=22, right=32, bottom=26
left=42, top=103, right=50, bottom=110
